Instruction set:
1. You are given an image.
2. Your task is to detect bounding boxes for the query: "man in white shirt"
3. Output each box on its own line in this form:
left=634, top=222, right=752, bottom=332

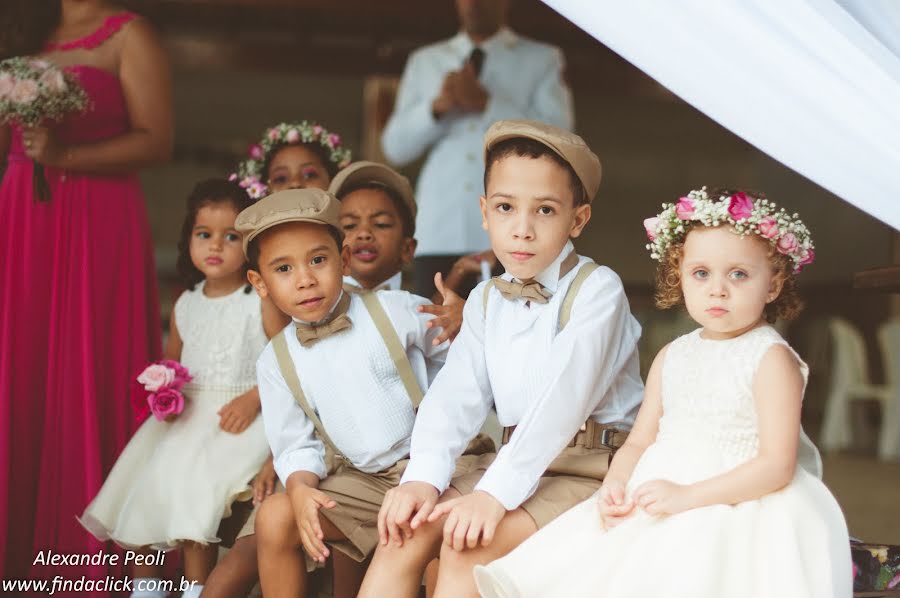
left=359, top=121, right=644, bottom=598
left=381, top=0, right=574, bottom=299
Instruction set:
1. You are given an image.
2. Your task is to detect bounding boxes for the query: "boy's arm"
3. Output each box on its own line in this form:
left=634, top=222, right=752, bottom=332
left=256, top=345, right=328, bottom=484
left=475, top=268, right=641, bottom=510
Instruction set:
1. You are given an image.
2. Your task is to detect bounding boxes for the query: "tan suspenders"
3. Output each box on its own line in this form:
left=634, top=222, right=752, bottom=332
left=270, top=292, right=425, bottom=462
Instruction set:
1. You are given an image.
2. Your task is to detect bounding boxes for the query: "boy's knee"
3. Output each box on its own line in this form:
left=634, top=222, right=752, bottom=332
left=255, top=494, right=296, bottom=548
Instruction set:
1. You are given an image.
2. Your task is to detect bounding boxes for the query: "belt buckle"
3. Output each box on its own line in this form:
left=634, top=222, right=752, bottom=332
left=600, top=427, right=616, bottom=449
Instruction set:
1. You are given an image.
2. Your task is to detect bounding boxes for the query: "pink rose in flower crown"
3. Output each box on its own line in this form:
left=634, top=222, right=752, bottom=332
left=285, top=128, right=300, bottom=143
left=675, top=197, right=694, bottom=220
left=727, top=192, right=754, bottom=221
left=312, top=124, right=323, bottom=136
left=148, top=387, right=185, bottom=421
left=757, top=216, right=779, bottom=239
left=327, top=133, right=341, bottom=148
left=643, top=217, right=660, bottom=241
left=248, top=143, right=264, bottom=160
left=798, top=248, right=815, bottom=269
left=137, top=364, right=175, bottom=392
left=776, top=232, right=799, bottom=255
left=228, top=173, right=238, bottom=182
left=267, top=127, right=280, bottom=141
left=11, top=79, right=39, bottom=104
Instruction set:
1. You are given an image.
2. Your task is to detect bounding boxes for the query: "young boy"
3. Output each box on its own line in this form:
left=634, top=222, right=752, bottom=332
left=358, top=120, right=646, bottom=598
left=234, top=187, right=450, bottom=598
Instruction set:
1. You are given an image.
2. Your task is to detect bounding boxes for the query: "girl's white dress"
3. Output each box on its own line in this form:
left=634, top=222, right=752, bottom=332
left=80, top=282, right=270, bottom=550
left=475, top=326, right=851, bottom=598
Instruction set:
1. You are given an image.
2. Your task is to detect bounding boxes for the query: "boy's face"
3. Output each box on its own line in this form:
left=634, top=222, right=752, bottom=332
left=247, top=221, right=350, bottom=323
left=480, top=154, right=591, bottom=280
left=339, top=188, right=416, bottom=289
left=267, top=145, right=331, bottom=192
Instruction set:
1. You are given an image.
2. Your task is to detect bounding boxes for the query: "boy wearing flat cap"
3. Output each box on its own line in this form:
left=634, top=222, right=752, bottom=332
left=236, top=188, right=450, bottom=597
left=360, top=120, right=645, bottom=598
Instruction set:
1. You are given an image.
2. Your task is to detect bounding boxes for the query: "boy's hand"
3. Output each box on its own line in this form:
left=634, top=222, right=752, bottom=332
left=419, top=273, right=464, bottom=345
left=444, top=250, right=496, bottom=292
left=632, top=479, right=694, bottom=516
left=289, top=484, right=337, bottom=563
left=251, top=456, right=277, bottom=506
left=218, top=390, right=260, bottom=434
left=427, top=491, right=506, bottom=551
left=596, top=479, right=634, bottom=530
left=377, top=481, right=440, bottom=547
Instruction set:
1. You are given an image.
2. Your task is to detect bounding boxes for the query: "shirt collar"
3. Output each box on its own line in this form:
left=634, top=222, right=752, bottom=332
left=502, top=240, right=576, bottom=293
left=342, top=271, right=402, bottom=291
left=449, top=26, right=518, bottom=57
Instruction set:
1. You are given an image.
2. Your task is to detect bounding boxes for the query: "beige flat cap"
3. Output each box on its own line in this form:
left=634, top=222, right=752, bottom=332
left=234, top=187, right=342, bottom=256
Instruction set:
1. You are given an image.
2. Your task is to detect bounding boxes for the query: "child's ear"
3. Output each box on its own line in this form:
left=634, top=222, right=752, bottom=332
left=341, top=244, right=352, bottom=276
left=246, top=270, right=268, bottom=298
left=569, top=203, right=592, bottom=238
left=400, top=237, right=417, bottom=266
left=766, top=274, right=785, bottom=303
left=479, top=196, right=489, bottom=230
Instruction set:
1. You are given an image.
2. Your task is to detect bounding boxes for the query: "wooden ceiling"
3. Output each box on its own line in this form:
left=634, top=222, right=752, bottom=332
left=121, top=0, right=658, bottom=93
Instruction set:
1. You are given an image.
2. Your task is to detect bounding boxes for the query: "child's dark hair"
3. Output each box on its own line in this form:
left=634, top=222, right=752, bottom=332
left=484, top=138, right=587, bottom=206
left=176, top=178, right=255, bottom=292
left=654, top=187, right=804, bottom=323
left=263, top=142, right=340, bottom=182
left=246, top=225, right=344, bottom=272
left=336, top=182, right=416, bottom=237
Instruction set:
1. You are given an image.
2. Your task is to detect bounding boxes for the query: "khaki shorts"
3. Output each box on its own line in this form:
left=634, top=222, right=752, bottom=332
left=449, top=445, right=611, bottom=529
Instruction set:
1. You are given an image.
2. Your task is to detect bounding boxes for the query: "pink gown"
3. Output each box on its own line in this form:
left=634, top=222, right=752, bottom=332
left=0, top=13, right=161, bottom=593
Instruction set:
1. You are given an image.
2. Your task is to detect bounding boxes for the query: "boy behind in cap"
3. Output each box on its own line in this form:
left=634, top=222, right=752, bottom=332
left=359, top=120, right=645, bottom=598
left=236, top=188, right=449, bottom=597
left=331, top=161, right=465, bottom=344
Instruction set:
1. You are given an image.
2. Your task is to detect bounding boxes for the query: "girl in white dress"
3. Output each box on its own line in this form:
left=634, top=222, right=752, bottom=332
left=79, top=179, right=274, bottom=598
left=475, top=188, right=851, bottom=598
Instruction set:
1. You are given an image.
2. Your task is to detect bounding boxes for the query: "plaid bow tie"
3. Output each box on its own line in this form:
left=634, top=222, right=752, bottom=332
left=295, top=294, right=352, bottom=347
left=492, top=278, right=552, bottom=304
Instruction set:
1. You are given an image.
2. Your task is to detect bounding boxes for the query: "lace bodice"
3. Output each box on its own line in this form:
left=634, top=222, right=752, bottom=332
left=658, top=325, right=821, bottom=475
left=174, top=282, right=267, bottom=391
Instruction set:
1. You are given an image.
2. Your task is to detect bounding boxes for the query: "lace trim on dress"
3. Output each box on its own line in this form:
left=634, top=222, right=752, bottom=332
left=43, top=12, right=138, bottom=52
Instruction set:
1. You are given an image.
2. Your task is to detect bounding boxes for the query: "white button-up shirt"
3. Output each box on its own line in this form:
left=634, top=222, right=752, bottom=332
left=257, top=291, right=448, bottom=484
left=382, top=28, right=574, bottom=256
left=401, top=243, right=644, bottom=509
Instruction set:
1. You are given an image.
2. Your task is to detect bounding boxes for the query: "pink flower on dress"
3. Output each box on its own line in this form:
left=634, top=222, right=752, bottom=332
left=136, top=364, right=175, bottom=392
left=10, top=79, right=39, bottom=104
left=727, top=192, right=754, bottom=221
left=267, top=127, right=280, bottom=141
left=675, top=197, right=694, bottom=220
left=776, top=232, right=799, bottom=255
left=798, top=248, right=815, bottom=268
left=643, top=217, right=660, bottom=241
left=757, top=217, right=779, bottom=239
left=0, top=74, right=15, bottom=100
left=39, top=69, right=66, bottom=93
left=327, top=133, right=341, bottom=148
left=285, top=128, right=300, bottom=143
left=148, top=387, right=185, bottom=421
left=248, top=144, right=264, bottom=160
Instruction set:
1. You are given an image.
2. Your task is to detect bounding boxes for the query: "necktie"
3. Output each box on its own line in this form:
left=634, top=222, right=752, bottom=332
left=467, top=47, right=485, bottom=77
left=295, top=293, right=352, bottom=347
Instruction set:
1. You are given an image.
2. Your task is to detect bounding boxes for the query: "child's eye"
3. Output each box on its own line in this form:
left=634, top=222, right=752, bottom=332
left=538, top=206, right=555, bottom=215
left=692, top=269, right=709, bottom=279
left=311, top=255, right=327, bottom=265
left=275, top=264, right=291, bottom=273
left=341, top=223, right=356, bottom=231
left=375, top=221, right=394, bottom=229
left=225, top=233, right=240, bottom=242
left=302, top=168, right=320, bottom=180
left=195, top=231, right=210, bottom=239
left=496, top=203, right=512, bottom=213
left=729, top=270, right=748, bottom=280
left=270, top=175, right=287, bottom=186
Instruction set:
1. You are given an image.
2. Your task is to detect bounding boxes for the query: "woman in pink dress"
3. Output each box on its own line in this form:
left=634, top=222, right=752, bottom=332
left=0, top=0, right=172, bottom=589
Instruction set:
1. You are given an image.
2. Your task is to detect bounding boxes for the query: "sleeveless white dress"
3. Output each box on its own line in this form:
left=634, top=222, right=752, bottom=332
left=80, top=282, right=270, bottom=550
left=475, top=326, right=851, bottom=598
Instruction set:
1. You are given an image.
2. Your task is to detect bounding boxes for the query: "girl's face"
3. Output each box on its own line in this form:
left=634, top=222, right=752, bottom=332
left=680, top=226, right=782, bottom=340
left=266, top=145, right=330, bottom=192
left=189, top=201, right=246, bottom=289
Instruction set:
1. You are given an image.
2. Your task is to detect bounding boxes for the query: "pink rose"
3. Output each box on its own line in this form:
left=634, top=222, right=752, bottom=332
left=285, top=128, right=300, bottom=143
left=727, top=192, right=754, bottom=221
left=137, top=364, right=175, bottom=392
left=312, top=125, right=323, bottom=136
left=674, top=197, right=694, bottom=220
left=148, top=387, right=185, bottom=421
left=757, top=217, right=779, bottom=239
left=798, top=248, right=815, bottom=268
left=267, top=127, right=280, bottom=141
left=10, top=79, right=39, bottom=104
left=643, top=217, right=660, bottom=241
left=327, top=133, right=341, bottom=148
left=158, top=359, right=192, bottom=387
left=776, top=232, right=799, bottom=255
left=0, top=74, right=15, bottom=100
left=39, top=68, right=66, bottom=93
left=248, top=143, right=264, bottom=160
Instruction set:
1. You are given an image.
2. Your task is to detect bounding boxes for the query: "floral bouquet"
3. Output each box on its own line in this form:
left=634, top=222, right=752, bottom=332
left=134, top=360, right=192, bottom=422
left=0, top=57, right=88, bottom=202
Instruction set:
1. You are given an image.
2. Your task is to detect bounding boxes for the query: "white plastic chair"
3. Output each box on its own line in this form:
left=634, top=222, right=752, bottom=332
left=877, top=319, right=900, bottom=460
left=819, top=318, right=891, bottom=452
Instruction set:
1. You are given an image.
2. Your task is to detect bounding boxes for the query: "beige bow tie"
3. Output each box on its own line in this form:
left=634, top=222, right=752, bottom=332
left=492, top=277, right=552, bottom=304
left=295, top=294, right=352, bottom=347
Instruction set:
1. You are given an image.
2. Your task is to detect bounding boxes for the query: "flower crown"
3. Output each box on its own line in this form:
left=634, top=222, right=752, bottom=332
left=230, top=121, right=352, bottom=199
left=643, top=188, right=815, bottom=272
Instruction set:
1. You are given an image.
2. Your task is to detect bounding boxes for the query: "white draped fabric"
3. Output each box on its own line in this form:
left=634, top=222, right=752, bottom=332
left=544, top=0, right=900, bottom=231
